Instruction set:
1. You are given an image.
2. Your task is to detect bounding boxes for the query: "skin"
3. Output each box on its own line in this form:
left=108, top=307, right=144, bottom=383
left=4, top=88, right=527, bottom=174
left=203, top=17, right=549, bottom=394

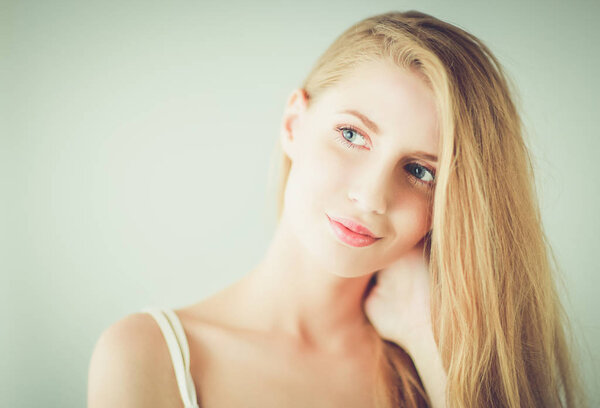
left=365, top=240, right=448, bottom=407
left=87, top=58, right=447, bottom=407
left=185, top=58, right=442, bottom=404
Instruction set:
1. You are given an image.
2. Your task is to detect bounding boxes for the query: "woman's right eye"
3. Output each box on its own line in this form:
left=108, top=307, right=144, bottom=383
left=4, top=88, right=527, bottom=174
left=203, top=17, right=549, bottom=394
left=333, top=126, right=436, bottom=189
left=335, top=125, right=369, bottom=149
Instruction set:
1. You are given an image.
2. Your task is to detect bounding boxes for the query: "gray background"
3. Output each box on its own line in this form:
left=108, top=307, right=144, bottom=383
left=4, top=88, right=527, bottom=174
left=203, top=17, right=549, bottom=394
left=2, top=0, right=599, bottom=406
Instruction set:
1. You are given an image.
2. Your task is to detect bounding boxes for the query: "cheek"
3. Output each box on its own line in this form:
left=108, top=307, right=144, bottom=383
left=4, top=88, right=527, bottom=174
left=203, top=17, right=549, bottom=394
left=295, top=137, right=349, bottom=193
left=282, top=144, right=339, bottom=217
left=388, top=194, right=432, bottom=250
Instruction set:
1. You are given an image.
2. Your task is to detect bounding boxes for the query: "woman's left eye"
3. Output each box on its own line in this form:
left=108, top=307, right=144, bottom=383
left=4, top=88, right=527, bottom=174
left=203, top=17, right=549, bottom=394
left=406, top=163, right=435, bottom=183
left=334, top=125, right=436, bottom=187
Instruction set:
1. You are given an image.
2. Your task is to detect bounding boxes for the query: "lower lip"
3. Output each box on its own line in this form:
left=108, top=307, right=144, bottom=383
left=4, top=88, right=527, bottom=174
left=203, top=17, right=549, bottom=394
left=327, top=215, right=380, bottom=247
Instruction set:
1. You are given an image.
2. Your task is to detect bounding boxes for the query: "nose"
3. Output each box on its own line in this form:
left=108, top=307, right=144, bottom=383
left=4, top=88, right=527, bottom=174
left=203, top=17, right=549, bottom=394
left=347, top=169, right=390, bottom=215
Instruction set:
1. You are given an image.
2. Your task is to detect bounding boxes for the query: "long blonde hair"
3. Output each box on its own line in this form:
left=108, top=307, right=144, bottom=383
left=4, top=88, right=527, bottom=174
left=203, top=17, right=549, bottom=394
left=268, top=10, right=587, bottom=408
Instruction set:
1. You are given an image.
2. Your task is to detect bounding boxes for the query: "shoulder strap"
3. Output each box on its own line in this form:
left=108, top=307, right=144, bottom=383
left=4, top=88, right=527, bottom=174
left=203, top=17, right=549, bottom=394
left=141, top=307, right=200, bottom=408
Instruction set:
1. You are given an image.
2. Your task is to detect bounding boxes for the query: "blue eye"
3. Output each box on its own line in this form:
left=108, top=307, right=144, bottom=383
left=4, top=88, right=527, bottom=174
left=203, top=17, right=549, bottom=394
left=339, top=127, right=368, bottom=147
left=406, top=163, right=435, bottom=183
left=334, top=125, right=436, bottom=188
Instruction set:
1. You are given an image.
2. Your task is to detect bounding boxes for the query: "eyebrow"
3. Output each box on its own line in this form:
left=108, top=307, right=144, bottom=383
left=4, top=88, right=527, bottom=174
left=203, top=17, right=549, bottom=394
left=339, top=109, right=380, bottom=134
left=412, top=151, right=438, bottom=162
left=338, top=109, right=438, bottom=162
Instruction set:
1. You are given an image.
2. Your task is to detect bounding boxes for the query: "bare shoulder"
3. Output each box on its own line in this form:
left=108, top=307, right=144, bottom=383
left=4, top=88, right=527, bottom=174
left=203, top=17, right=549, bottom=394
left=87, top=312, right=183, bottom=408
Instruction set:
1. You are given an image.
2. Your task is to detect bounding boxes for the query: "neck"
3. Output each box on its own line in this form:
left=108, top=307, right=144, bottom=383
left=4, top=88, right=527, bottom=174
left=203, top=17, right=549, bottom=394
left=226, top=216, right=378, bottom=354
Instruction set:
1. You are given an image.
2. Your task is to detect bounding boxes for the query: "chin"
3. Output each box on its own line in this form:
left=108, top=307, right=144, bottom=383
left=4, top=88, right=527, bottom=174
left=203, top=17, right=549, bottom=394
left=318, top=252, right=376, bottom=279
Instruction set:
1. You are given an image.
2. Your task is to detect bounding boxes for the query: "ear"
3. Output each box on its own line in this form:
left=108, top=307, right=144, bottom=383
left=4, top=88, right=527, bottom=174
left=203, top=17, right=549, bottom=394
left=280, top=88, right=309, bottom=161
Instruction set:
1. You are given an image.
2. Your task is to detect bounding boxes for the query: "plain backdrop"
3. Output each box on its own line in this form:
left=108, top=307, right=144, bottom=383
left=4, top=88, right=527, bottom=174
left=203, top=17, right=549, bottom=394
left=2, top=0, right=599, bottom=406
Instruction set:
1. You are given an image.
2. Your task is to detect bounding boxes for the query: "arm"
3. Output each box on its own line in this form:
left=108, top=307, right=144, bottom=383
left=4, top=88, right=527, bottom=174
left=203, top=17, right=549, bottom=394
left=362, top=243, right=448, bottom=406
left=87, top=314, right=171, bottom=408
left=404, top=328, right=448, bottom=408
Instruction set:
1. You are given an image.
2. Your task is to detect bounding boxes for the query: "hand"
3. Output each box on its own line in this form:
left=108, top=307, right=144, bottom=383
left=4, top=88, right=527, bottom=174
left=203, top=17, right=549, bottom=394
left=363, top=239, right=434, bottom=355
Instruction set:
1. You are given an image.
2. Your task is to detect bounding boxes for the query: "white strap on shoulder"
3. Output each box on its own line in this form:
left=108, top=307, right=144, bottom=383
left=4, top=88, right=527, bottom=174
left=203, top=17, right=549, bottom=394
left=141, top=307, right=200, bottom=408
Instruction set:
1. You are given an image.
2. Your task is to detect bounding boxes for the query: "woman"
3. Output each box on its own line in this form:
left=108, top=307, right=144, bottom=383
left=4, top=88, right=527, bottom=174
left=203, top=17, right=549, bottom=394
left=87, top=10, right=587, bottom=408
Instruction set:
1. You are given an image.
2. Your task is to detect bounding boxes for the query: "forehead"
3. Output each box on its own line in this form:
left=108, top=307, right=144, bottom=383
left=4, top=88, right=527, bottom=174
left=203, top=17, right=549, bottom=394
left=313, top=59, right=439, bottom=149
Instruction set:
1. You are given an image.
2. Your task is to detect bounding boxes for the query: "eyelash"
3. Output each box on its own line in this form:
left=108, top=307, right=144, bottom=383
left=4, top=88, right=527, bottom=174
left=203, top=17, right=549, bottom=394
left=334, top=125, right=437, bottom=188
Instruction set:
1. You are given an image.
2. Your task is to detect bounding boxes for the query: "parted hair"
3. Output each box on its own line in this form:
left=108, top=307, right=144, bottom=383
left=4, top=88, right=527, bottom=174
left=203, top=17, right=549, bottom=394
left=269, top=10, right=587, bottom=408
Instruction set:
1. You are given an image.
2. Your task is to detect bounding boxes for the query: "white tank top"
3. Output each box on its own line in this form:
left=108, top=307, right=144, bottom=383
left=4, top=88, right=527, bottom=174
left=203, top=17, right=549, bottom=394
left=141, top=307, right=200, bottom=408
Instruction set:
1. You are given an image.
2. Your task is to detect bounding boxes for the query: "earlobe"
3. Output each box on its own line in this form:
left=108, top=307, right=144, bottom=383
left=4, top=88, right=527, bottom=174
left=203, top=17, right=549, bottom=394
left=279, top=88, right=309, bottom=162
left=280, top=116, right=295, bottom=161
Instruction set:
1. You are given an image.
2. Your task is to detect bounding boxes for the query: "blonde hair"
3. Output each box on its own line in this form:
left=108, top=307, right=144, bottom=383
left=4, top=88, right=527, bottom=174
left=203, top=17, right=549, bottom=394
left=268, top=10, right=588, bottom=408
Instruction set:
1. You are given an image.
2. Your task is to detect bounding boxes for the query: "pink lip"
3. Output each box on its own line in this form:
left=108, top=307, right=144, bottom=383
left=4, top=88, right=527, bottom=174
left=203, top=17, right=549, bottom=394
left=326, top=214, right=382, bottom=248
left=327, top=214, right=380, bottom=238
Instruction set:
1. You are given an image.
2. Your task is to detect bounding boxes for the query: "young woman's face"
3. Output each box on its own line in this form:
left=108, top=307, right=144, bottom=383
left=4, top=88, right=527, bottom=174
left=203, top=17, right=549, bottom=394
left=280, top=58, right=439, bottom=278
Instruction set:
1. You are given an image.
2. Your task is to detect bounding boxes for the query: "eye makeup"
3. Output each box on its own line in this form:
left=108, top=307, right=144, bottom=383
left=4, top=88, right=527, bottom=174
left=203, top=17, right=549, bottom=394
left=333, top=124, right=437, bottom=189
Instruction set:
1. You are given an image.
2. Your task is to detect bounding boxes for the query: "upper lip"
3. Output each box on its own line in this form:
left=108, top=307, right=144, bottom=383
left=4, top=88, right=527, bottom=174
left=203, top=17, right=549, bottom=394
left=327, top=214, right=382, bottom=238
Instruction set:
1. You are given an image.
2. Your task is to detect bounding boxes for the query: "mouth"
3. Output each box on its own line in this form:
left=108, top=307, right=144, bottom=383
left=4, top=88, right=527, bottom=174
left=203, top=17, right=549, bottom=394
left=326, top=214, right=382, bottom=248
left=326, top=214, right=381, bottom=238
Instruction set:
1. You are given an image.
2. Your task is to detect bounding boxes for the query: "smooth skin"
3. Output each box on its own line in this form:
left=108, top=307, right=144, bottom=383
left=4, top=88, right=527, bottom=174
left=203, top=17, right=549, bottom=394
left=365, top=239, right=448, bottom=407
left=87, top=58, right=447, bottom=407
